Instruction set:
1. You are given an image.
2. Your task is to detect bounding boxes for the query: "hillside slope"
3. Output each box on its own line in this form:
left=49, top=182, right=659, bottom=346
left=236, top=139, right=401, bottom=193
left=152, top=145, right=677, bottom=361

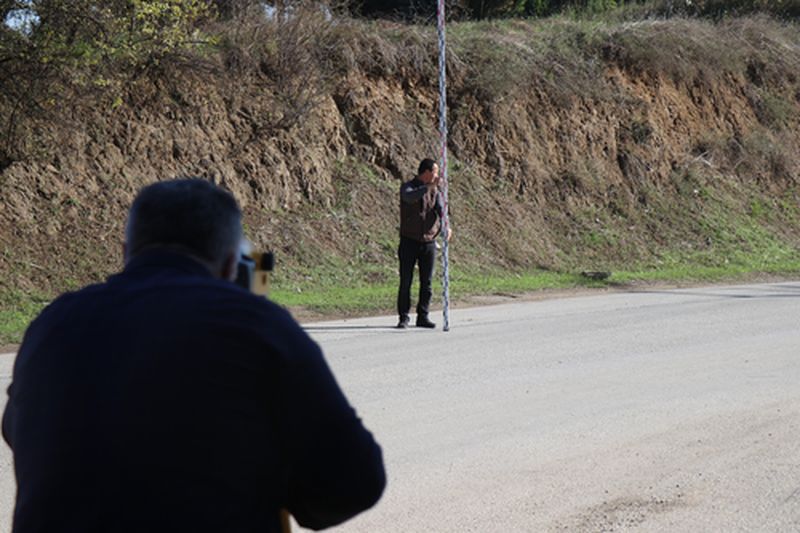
left=1, top=14, right=799, bottom=341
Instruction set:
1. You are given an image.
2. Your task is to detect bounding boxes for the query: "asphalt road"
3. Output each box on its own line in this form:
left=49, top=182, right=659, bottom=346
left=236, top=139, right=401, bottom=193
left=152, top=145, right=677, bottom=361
left=1, top=282, right=799, bottom=532
left=0, top=354, right=11, bottom=533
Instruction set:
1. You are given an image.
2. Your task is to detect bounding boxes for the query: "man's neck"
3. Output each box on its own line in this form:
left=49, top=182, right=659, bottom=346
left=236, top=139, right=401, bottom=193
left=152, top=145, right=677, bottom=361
left=125, top=245, right=221, bottom=278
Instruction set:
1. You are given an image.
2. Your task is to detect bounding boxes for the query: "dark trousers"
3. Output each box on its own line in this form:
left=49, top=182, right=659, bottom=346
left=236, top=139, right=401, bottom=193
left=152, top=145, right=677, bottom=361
left=397, top=236, right=436, bottom=320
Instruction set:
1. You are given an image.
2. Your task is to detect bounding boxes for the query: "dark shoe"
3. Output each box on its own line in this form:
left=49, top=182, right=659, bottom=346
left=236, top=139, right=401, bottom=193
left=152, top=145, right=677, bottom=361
left=397, top=317, right=410, bottom=329
left=416, top=316, right=436, bottom=329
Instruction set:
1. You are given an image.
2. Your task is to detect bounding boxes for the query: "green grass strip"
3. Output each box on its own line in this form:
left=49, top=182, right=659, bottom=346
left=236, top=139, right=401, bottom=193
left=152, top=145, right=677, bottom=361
left=3, top=260, right=799, bottom=345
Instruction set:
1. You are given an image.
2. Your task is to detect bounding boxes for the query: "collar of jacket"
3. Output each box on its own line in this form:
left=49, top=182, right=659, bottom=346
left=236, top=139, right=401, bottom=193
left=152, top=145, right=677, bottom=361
left=123, top=248, right=215, bottom=278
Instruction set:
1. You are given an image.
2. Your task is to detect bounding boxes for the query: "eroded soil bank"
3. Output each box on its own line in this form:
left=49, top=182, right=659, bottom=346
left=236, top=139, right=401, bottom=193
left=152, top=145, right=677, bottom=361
left=1, top=15, right=799, bottom=338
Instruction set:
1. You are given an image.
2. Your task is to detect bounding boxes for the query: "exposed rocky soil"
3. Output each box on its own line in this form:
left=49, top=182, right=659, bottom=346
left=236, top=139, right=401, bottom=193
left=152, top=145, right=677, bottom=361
left=1, top=15, right=799, bottom=313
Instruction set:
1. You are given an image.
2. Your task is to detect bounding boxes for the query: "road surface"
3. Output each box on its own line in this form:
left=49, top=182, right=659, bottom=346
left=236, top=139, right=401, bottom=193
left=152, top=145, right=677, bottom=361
left=2, top=282, right=799, bottom=532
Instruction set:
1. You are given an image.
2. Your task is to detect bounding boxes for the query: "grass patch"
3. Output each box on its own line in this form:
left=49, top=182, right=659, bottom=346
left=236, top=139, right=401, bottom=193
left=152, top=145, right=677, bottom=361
left=268, top=252, right=800, bottom=319
left=2, top=254, right=798, bottom=344
left=268, top=268, right=605, bottom=317
left=0, top=289, right=50, bottom=345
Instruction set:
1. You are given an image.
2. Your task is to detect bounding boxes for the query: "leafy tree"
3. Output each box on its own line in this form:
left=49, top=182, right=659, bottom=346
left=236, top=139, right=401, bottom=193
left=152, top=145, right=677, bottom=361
left=676, top=0, right=800, bottom=18
left=0, top=0, right=215, bottom=164
left=344, top=0, right=631, bottom=19
left=2, top=1, right=213, bottom=69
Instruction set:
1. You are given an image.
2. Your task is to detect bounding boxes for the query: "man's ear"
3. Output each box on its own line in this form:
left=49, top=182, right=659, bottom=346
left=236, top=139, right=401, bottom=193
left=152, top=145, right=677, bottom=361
left=221, top=252, right=239, bottom=282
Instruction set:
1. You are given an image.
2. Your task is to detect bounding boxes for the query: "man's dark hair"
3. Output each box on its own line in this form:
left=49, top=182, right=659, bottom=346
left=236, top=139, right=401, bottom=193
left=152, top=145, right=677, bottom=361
left=125, top=178, right=242, bottom=267
left=418, top=158, right=437, bottom=176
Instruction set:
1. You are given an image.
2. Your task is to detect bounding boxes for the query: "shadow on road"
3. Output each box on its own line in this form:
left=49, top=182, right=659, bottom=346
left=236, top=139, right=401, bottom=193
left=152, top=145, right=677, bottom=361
left=626, top=284, right=800, bottom=300
left=303, top=325, right=398, bottom=331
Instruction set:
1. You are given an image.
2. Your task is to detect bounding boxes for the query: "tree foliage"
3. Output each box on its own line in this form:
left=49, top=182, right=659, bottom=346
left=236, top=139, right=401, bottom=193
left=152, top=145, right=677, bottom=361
left=348, top=0, right=630, bottom=19
left=347, top=0, right=800, bottom=19
left=672, top=0, right=800, bottom=18
left=1, top=1, right=214, bottom=68
left=0, top=0, right=215, bottom=162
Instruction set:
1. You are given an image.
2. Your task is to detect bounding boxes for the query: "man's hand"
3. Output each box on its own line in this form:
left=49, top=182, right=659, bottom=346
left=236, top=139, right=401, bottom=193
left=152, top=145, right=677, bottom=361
left=446, top=227, right=453, bottom=241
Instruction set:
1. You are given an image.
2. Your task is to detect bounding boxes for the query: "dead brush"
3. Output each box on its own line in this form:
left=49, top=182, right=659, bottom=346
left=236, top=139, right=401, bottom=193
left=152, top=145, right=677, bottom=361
left=335, top=20, right=436, bottom=81
left=217, top=2, right=346, bottom=137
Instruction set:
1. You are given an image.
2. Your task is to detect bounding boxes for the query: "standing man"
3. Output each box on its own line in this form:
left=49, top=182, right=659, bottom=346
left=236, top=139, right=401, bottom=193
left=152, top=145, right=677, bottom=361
left=3, top=178, right=385, bottom=533
left=397, top=158, right=451, bottom=329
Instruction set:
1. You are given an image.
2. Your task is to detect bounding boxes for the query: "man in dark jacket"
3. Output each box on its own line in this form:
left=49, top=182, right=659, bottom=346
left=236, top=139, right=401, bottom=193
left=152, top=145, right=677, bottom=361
left=2, top=178, right=385, bottom=533
left=397, top=158, right=451, bottom=329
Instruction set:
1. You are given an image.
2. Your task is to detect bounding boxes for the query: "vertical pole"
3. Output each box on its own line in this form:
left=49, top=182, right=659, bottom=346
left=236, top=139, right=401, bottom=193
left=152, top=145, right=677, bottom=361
left=437, top=0, right=451, bottom=332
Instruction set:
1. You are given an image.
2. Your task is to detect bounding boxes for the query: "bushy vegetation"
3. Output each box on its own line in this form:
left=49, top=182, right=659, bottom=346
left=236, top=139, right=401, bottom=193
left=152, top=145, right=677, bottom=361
left=0, top=1, right=216, bottom=166
left=346, top=0, right=800, bottom=19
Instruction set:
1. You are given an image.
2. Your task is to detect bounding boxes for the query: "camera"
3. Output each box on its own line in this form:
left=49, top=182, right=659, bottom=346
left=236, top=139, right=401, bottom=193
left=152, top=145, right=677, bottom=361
left=236, top=251, right=275, bottom=296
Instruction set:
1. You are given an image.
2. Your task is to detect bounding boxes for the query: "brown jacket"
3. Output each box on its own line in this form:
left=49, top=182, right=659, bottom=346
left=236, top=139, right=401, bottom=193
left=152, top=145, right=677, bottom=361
left=399, top=177, right=442, bottom=243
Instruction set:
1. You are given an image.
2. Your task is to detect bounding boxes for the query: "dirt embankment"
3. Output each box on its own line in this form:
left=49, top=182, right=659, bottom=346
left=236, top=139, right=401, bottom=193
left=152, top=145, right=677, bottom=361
left=1, top=15, right=799, bottom=303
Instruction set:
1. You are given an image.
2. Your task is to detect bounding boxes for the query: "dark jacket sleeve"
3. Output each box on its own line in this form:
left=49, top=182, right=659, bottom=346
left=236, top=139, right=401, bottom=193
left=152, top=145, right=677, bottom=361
left=2, top=313, right=40, bottom=450
left=2, top=383, right=14, bottom=448
left=279, top=325, right=386, bottom=530
left=400, top=180, right=428, bottom=204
